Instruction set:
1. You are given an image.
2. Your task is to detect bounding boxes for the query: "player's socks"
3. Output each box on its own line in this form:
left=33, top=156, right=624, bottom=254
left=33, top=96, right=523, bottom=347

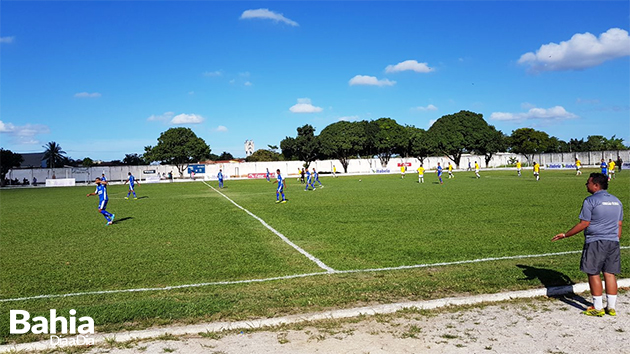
left=592, top=296, right=604, bottom=310
left=606, top=294, right=617, bottom=310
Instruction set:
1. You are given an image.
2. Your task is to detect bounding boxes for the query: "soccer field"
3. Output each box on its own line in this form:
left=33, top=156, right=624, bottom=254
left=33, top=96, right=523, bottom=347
left=1, top=169, right=628, bottom=342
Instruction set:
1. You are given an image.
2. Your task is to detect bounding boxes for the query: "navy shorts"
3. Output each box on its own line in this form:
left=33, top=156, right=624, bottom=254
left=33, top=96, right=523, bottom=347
left=580, top=240, right=621, bottom=275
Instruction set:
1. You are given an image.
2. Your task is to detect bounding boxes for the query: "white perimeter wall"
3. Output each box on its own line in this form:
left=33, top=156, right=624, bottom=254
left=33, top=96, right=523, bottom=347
left=6, top=150, right=630, bottom=184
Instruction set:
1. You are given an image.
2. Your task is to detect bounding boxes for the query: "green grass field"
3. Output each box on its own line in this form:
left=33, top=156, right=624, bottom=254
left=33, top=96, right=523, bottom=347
left=1, top=169, right=628, bottom=343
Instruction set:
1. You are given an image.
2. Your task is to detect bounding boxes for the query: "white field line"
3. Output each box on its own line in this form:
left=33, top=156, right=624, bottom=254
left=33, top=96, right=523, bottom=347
left=1, top=246, right=627, bottom=303
left=201, top=180, right=335, bottom=272
left=4, top=278, right=630, bottom=354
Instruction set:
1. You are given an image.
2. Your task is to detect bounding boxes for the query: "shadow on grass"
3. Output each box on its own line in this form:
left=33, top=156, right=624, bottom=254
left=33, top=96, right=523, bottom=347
left=136, top=196, right=149, bottom=199
left=516, top=264, right=590, bottom=310
left=113, top=216, right=134, bottom=224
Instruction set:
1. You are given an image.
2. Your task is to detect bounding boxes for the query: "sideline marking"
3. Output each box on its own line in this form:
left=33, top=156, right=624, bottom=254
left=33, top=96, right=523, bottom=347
left=2, top=247, right=628, bottom=303
left=202, top=180, right=335, bottom=273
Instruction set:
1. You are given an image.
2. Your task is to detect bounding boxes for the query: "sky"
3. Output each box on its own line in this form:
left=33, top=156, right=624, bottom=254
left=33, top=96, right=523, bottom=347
left=1, top=1, right=629, bottom=161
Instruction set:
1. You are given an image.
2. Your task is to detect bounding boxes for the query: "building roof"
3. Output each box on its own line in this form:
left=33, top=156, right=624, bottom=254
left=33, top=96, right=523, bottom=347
left=18, top=152, right=47, bottom=168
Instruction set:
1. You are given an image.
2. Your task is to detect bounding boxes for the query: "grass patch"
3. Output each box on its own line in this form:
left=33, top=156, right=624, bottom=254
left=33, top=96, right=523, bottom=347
left=1, top=169, right=628, bottom=344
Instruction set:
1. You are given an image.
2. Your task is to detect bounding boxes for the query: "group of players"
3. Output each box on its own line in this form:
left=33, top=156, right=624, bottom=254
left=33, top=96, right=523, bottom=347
left=87, top=172, right=139, bottom=225
left=268, top=167, right=325, bottom=204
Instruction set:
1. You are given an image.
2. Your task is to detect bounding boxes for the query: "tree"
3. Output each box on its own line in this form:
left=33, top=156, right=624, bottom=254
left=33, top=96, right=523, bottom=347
left=218, top=151, right=234, bottom=160
left=0, top=149, right=23, bottom=185
left=82, top=157, right=94, bottom=167
left=508, top=128, right=552, bottom=163
left=427, top=111, right=490, bottom=168
left=144, top=127, right=211, bottom=177
left=474, top=125, right=507, bottom=167
left=408, top=127, right=434, bottom=164
left=123, top=153, right=148, bottom=165
left=245, top=149, right=283, bottom=162
left=42, top=141, right=67, bottom=168
left=280, top=124, right=320, bottom=168
left=319, top=121, right=367, bottom=172
left=583, top=135, right=626, bottom=151
left=370, top=118, right=406, bottom=167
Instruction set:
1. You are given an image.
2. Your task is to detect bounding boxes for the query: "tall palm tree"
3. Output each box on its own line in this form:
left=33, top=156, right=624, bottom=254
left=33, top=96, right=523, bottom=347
left=42, top=141, right=66, bottom=168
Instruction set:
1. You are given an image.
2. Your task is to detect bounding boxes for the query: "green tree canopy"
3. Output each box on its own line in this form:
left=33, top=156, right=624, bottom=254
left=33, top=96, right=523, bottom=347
left=0, top=149, right=23, bottom=185
left=42, top=141, right=66, bottom=168
left=583, top=135, right=626, bottom=151
left=319, top=121, right=367, bottom=172
left=280, top=124, right=320, bottom=168
left=218, top=151, right=235, bottom=160
left=427, top=111, right=489, bottom=167
left=144, top=127, right=211, bottom=176
left=82, top=157, right=94, bottom=167
left=123, top=153, right=148, bottom=165
left=245, top=149, right=283, bottom=162
left=408, top=127, right=434, bottom=164
left=370, top=118, right=406, bottom=167
left=508, top=128, right=552, bottom=162
left=474, top=125, right=507, bottom=167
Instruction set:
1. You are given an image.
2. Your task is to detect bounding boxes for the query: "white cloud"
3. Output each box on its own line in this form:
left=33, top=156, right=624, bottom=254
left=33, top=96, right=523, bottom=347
left=74, top=92, right=101, bottom=98
left=244, top=81, right=253, bottom=86
left=385, top=60, right=434, bottom=73
left=414, top=104, right=438, bottom=111
left=171, top=113, right=204, bottom=125
left=203, top=71, right=222, bottom=77
left=348, top=75, right=396, bottom=87
left=147, top=112, right=175, bottom=122
left=518, top=28, right=630, bottom=72
left=188, top=91, right=195, bottom=95
left=521, top=102, right=536, bottom=110
left=338, top=115, right=360, bottom=122
left=215, top=125, right=228, bottom=132
left=490, top=106, right=578, bottom=122
left=240, top=8, right=299, bottom=27
left=0, top=36, right=15, bottom=44
left=0, top=120, right=50, bottom=145
left=289, top=98, right=323, bottom=113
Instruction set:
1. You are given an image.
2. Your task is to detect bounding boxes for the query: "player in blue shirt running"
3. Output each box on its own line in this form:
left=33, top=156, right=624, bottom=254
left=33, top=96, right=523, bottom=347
left=87, top=177, right=115, bottom=225
left=600, top=159, right=608, bottom=176
left=266, top=168, right=270, bottom=182
left=218, top=169, right=224, bottom=188
left=312, top=168, right=324, bottom=188
left=437, top=162, right=444, bottom=184
left=304, top=169, right=316, bottom=191
left=274, top=169, right=287, bottom=203
left=124, top=172, right=139, bottom=199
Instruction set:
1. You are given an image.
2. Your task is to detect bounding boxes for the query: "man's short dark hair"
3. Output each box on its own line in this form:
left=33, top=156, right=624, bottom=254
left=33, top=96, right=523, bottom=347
left=589, top=172, right=608, bottom=190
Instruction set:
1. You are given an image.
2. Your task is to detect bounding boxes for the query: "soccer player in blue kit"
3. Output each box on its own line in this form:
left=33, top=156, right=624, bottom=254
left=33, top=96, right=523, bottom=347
left=437, top=162, right=444, bottom=184
left=312, top=168, right=324, bottom=188
left=87, top=177, right=115, bottom=225
left=124, top=172, right=139, bottom=199
left=274, top=169, right=287, bottom=203
left=218, top=169, right=224, bottom=188
left=304, top=169, right=316, bottom=191
left=600, top=159, right=608, bottom=177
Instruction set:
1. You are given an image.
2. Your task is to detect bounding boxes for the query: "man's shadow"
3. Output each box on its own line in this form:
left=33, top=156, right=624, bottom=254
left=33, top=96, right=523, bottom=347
left=113, top=217, right=133, bottom=224
left=516, top=264, right=590, bottom=310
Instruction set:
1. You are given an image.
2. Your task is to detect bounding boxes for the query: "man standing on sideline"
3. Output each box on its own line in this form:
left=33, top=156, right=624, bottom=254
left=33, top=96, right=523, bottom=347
left=274, top=169, right=287, bottom=203
left=552, top=173, right=623, bottom=316
left=616, top=155, right=623, bottom=172
left=218, top=169, right=224, bottom=189
left=87, top=177, right=115, bottom=225
left=124, top=172, right=139, bottom=199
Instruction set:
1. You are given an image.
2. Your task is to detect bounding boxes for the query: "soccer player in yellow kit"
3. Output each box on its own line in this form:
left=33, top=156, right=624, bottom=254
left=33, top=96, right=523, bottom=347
left=516, top=160, right=522, bottom=177
left=474, top=161, right=480, bottom=178
left=417, top=165, right=425, bottom=183
left=575, top=158, right=582, bottom=176
left=448, top=162, right=454, bottom=179
left=608, top=159, right=616, bottom=181
left=533, top=161, right=540, bottom=181
left=401, top=164, right=406, bottom=179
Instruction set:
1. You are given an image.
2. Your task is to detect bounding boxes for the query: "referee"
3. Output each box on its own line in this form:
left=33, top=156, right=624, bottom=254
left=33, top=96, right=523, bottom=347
left=552, top=173, right=623, bottom=317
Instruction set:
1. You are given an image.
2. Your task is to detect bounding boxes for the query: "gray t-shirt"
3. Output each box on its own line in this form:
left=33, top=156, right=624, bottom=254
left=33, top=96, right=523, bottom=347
left=579, top=190, right=623, bottom=243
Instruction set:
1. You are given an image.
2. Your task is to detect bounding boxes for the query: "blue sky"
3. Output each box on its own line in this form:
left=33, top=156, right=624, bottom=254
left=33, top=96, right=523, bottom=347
left=1, top=1, right=629, bottom=161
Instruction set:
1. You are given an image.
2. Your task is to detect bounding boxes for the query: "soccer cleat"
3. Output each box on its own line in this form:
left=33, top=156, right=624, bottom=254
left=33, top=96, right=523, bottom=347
left=134, top=197, right=138, bottom=200
left=606, top=308, right=617, bottom=316
left=111, top=214, right=115, bottom=223
left=276, top=200, right=280, bottom=203
left=124, top=197, right=129, bottom=199
left=320, top=186, right=324, bottom=188
left=281, top=200, right=287, bottom=203
left=582, top=306, right=605, bottom=317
